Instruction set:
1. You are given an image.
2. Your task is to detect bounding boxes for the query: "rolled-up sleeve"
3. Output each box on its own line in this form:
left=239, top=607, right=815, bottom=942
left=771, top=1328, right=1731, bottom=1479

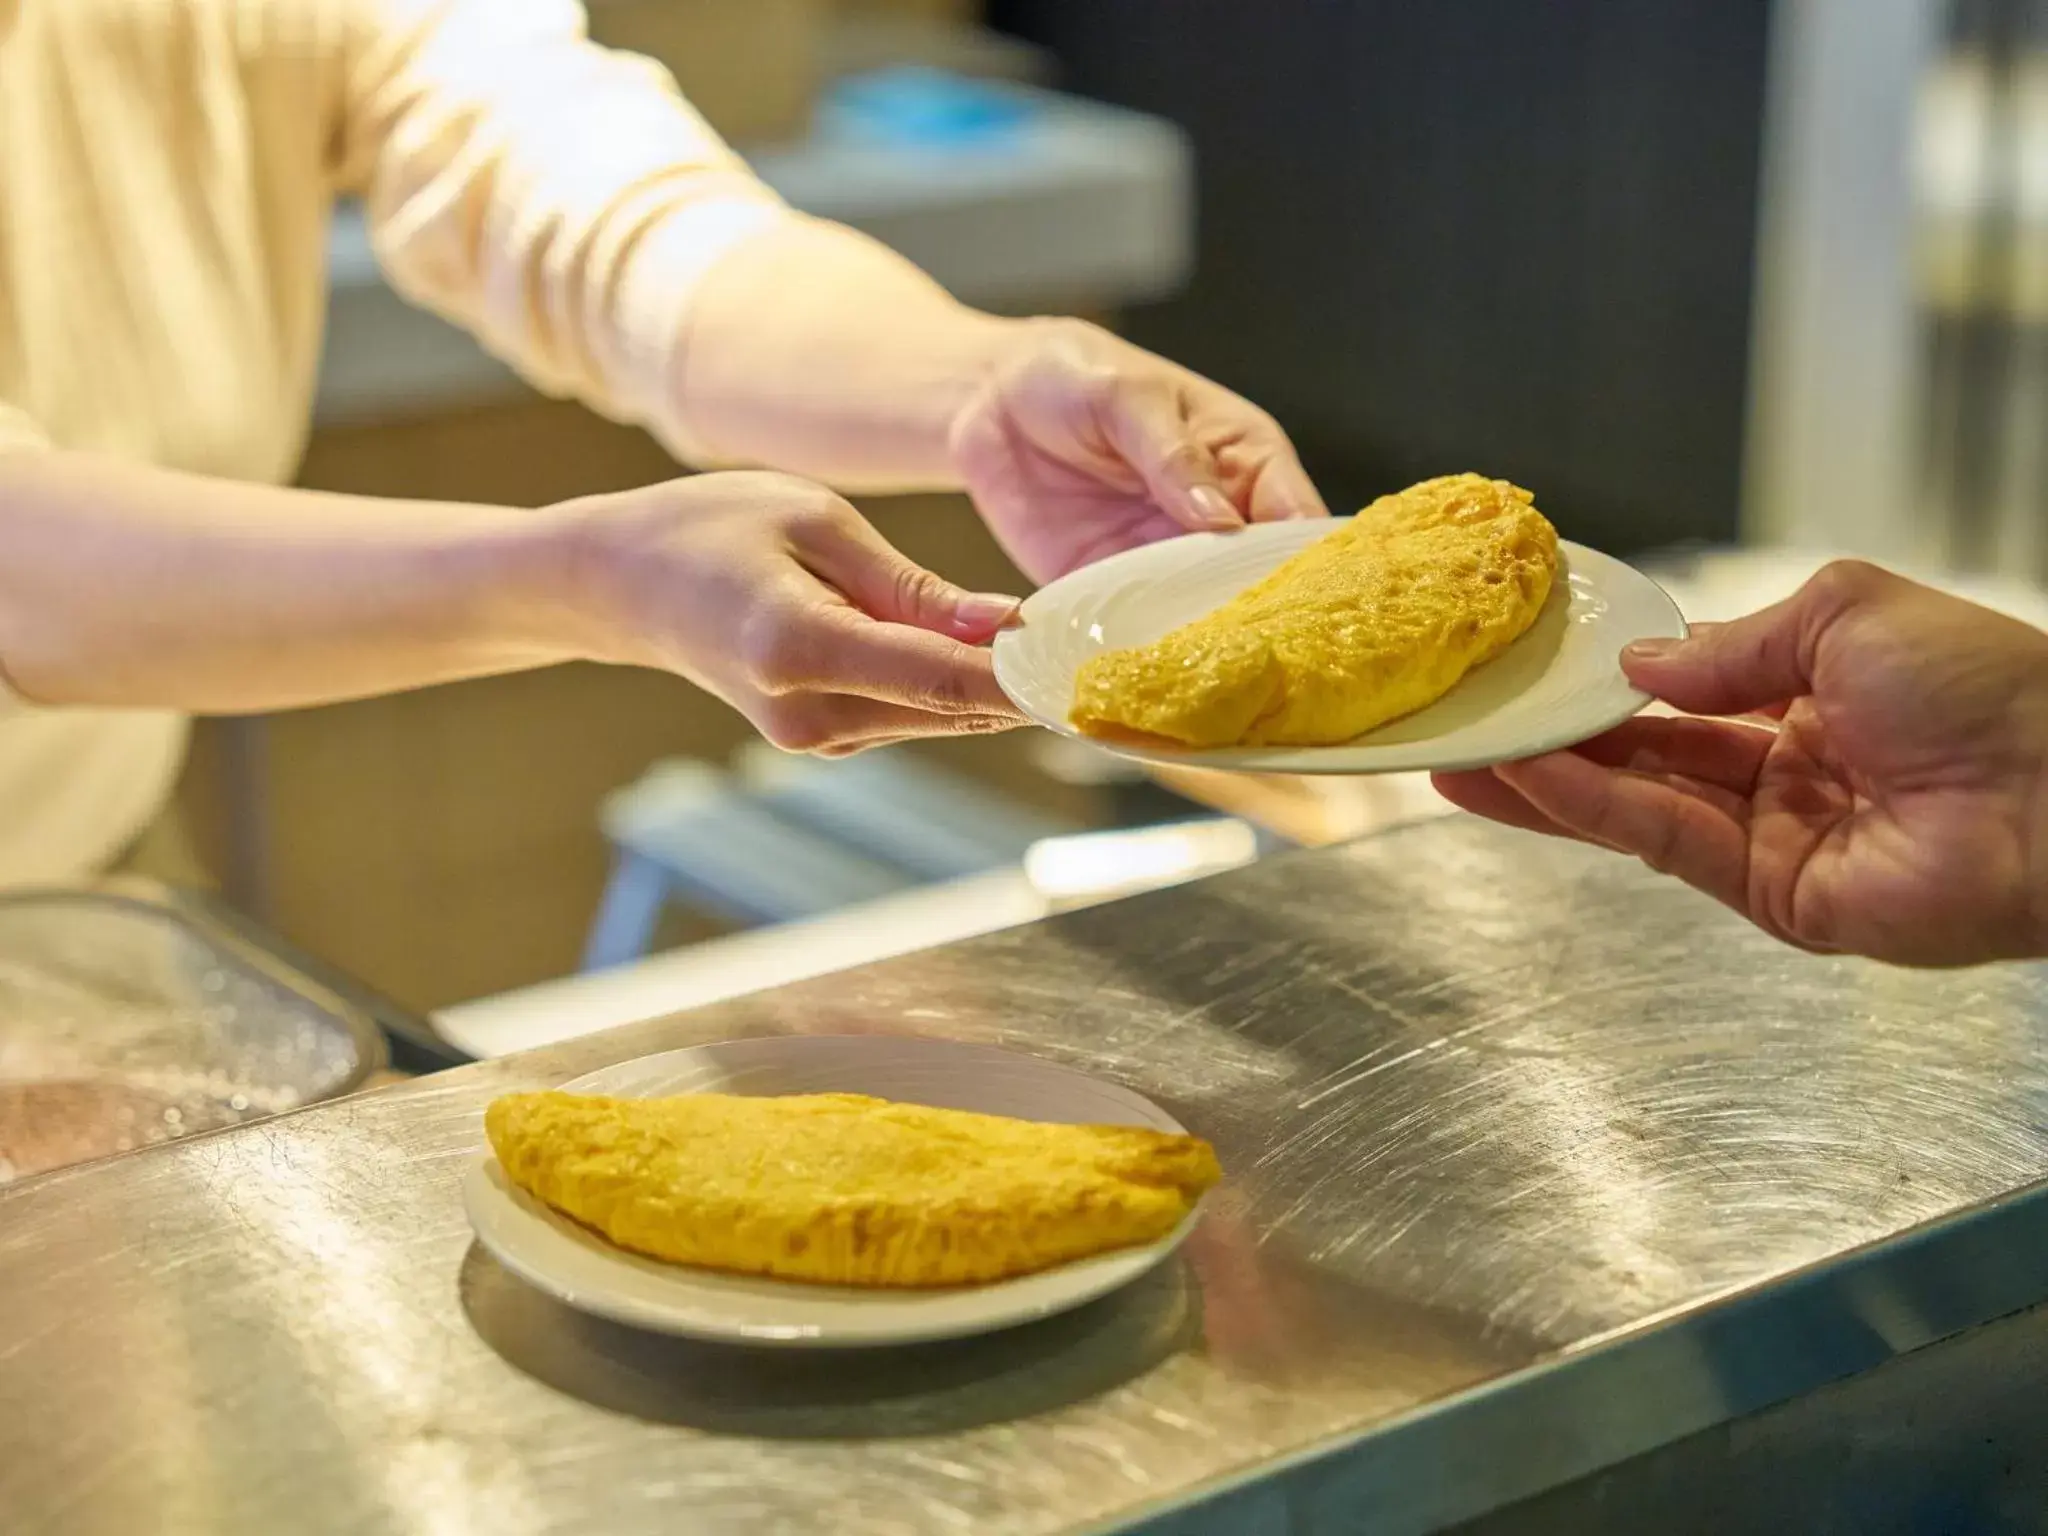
left=334, top=0, right=795, bottom=461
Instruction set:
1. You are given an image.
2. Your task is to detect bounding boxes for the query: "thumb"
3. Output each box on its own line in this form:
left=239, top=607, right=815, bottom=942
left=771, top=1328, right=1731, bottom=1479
left=1620, top=559, right=1888, bottom=716
left=793, top=505, right=1022, bottom=641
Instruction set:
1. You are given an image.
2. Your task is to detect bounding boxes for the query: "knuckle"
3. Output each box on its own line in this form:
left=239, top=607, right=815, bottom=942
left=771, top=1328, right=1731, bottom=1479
left=1039, top=314, right=1099, bottom=346
left=1810, top=559, right=1888, bottom=605
left=916, top=669, right=975, bottom=714
left=737, top=610, right=811, bottom=692
left=996, top=317, right=1122, bottom=407
left=1026, top=314, right=1102, bottom=366
left=1064, top=343, right=1135, bottom=406
left=1075, top=363, right=1125, bottom=414
left=1241, top=400, right=1285, bottom=438
left=754, top=469, right=818, bottom=497
left=892, top=563, right=950, bottom=619
left=1633, top=820, right=1686, bottom=878
left=755, top=702, right=831, bottom=754
left=764, top=476, right=852, bottom=531
left=800, top=481, right=856, bottom=519
left=729, top=469, right=802, bottom=504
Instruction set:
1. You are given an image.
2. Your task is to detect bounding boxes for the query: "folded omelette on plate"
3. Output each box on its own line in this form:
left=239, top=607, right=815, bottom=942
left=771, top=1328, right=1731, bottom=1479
left=486, top=1090, right=1222, bottom=1288
left=1070, top=473, right=1560, bottom=748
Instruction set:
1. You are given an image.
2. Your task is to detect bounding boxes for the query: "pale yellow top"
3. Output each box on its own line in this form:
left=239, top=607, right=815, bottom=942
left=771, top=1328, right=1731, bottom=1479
left=0, top=0, right=793, bottom=883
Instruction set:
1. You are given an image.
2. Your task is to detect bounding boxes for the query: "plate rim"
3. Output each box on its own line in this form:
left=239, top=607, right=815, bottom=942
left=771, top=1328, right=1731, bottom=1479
left=463, top=1035, right=1207, bottom=1348
left=991, top=529, right=1689, bottom=777
left=557, top=1036, right=1192, bottom=1131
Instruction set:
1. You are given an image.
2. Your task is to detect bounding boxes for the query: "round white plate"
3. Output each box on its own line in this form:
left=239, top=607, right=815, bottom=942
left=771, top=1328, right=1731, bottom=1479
left=992, top=521, right=1688, bottom=776
left=463, top=1036, right=1206, bottom=1349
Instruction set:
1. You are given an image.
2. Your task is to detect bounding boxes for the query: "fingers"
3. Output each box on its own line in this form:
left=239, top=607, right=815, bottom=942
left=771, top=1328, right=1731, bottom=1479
left=754, top=694, right=1021, bottom=756
left=990, top=320, right=1326, bottom=535
left=743, top=599, right=1022, bottom=719
left=826, top=612, right=1025, bottom=716
left=788, top=503, right=1021, bottom=641
left=1572, top=715, right=1776, bottom=792
left=1494, top=751, right=1753, bottom=912
left=1619, top=559, right=1896, bottom=717
left=1233, top=441, right=1331, bottom=524
left=1435, top=717, right=1773, bottom=826
left=1430, top=768, right=1588, bottom=842
left=1096, top=377, right=1244, bottom=533
left=725, top=494, right=1028, bottom=747
left=1101, top=381, right=1334, bottom=531
left=1437, top=716, right=1775, bottom=920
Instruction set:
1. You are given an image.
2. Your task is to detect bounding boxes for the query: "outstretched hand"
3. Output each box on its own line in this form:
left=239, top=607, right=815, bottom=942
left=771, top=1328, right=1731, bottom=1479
left=950, top=318, right=1329, bottom=584
left=571, top=472, right=1027, bottom=756
left=1434, top=561, right=2048, bottom=965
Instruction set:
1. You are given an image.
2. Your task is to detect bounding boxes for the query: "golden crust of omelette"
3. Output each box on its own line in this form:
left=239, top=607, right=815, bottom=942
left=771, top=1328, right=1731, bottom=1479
left=485, top=1090, right=1222, bottom=1288
left=1070, top=473, right=1559, bottom=748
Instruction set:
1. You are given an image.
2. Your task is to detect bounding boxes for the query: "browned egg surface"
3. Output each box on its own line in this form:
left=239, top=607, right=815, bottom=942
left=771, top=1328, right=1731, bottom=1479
left=486, top=1089, right=1223, bottom=1288
left=1071, top=473, right=1559, bottom=748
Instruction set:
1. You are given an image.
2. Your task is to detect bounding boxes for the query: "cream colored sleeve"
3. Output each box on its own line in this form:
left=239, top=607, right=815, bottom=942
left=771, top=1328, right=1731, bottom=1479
left=333, top=0, right=796, bottom=461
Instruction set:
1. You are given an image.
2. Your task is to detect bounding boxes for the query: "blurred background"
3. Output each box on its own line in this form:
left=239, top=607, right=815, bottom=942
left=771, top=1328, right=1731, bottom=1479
left=130, top=0, right=2043, bottom=1062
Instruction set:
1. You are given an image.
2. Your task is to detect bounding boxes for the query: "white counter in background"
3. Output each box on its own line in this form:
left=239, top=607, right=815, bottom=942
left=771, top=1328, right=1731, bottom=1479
left=317, top=89, right=1192, bottom=428
left=434, top=865, right=1044, bottom=1060
left=433, top=818, right=1261, bottom=1059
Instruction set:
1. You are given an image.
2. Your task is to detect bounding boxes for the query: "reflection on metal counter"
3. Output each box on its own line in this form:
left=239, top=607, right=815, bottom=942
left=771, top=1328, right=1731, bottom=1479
left=0, top=884, right=390, bottom=1184
left=3, top=816, right=2048, bottom=1533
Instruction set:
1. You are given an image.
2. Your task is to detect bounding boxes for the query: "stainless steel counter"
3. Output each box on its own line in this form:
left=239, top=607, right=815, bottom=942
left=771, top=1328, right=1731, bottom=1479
left=5, top=816, right=2048, bottom=1535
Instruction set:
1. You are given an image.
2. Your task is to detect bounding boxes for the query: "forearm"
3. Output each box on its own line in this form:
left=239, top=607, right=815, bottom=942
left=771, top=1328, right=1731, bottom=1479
left=671, top=218, right=1029, bottom=493
left=0, top=453, right=592, bottom=714
left=342, top=7, right=1024, bottom=490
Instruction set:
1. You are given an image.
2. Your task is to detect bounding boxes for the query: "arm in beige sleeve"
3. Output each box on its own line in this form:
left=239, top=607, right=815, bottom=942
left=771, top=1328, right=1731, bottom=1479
left=0, top=437, right=594, bottom=715
left=337, top=0, right=1029, bottom=491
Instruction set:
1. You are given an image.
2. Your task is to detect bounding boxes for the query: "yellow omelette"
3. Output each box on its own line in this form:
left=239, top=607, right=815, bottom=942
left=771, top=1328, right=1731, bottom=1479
left=485, top=1089, right=1222, bottom=1288
left=1070, top=473, right=1559, bottom=748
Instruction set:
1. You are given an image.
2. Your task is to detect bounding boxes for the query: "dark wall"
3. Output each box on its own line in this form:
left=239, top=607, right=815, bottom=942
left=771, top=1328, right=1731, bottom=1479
left=991, top=1, right=1775, bottom=554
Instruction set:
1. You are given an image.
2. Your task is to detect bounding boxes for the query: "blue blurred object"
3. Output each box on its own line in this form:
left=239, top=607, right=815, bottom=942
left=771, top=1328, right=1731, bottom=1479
left=820, top=66, right=1037, bottom=149
left=580, top=750, right=1082, bottom=972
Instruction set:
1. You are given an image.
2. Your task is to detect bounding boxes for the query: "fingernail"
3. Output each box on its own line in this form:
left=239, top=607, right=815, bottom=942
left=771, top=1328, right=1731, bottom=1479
left=1190, top=485, right=1243, bottom=530
left=1622, top=638, right=1681, bottom=663
left=954, top=593, right=1023, bottom=632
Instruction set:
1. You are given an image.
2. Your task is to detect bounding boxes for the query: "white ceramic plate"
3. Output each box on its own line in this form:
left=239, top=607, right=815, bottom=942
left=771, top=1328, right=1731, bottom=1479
left=462, top=1036, right=1205, bottom=1349
left=991, top=521, right=1688, bottom=776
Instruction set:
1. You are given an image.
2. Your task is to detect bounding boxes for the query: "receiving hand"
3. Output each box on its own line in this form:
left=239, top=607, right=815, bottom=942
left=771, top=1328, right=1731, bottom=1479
left=1433, top=561, right=2048, bottom=965
left=950, top=318, right=1330, bottom=584
left=566, top=472, right=1026, bottom=755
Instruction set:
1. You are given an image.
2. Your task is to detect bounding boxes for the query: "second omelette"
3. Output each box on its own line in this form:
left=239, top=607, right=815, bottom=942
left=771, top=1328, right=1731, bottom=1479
left=1070, top=473, right=1559, bottom=748
left=486, top=1090, right=1221, bottom=1288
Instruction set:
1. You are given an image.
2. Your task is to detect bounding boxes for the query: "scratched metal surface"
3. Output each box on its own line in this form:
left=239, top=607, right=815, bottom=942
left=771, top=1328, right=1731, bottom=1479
left=5, top=816, right=2048, bottom=1536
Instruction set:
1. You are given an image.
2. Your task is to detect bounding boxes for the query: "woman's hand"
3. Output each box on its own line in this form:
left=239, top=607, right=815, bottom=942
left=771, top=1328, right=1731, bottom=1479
left=568, top=472, right=1026, bottom=756
left=950, top=319, right=1330, bottom=584
left=1432, top=561, right=2048, bottom=966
